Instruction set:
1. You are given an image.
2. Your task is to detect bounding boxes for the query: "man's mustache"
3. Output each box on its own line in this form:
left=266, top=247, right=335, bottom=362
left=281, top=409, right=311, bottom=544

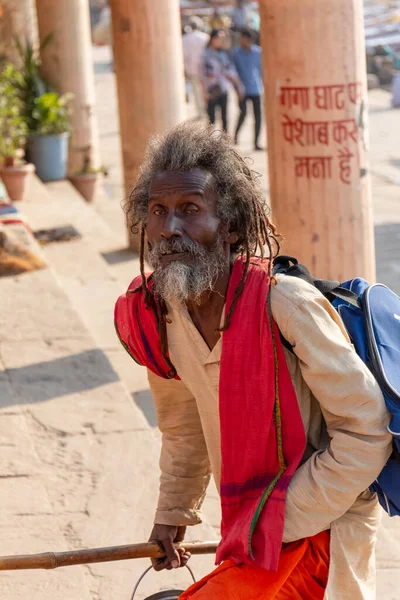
left=149, top=238, right=204, bottom=259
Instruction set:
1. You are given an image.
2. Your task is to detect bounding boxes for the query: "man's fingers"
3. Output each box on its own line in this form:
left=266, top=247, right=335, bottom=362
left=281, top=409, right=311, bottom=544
left=148, top=524, right=188, bottom=571
left=180, top=552, right=191, bottom=567
left=151, top=549, right=190, bottom=571
left=149, top=525, right=187, bottom=570
left=162, top=537, right=181, bottom=569
left=175, top=526, right=187, bottom=543
left=151, top=547, right=181, bottom=571
left=152, top=557, right=169, bottom=572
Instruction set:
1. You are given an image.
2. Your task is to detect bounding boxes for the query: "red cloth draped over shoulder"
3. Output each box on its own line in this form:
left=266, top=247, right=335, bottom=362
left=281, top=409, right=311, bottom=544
left=216, top=259, right=306, bottom=571
left=114, top=274, right=178, bottom=380
left=114, top=258, right=307, bottom=571
left=179, top=531, right=330, bottom=600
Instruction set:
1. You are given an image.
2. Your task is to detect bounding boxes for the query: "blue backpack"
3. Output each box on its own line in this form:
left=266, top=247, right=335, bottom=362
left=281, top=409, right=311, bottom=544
left=273, top=256, right=400, bottom=516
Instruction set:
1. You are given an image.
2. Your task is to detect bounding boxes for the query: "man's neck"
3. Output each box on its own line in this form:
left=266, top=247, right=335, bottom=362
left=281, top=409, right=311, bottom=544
left=185, top=270, right=230, bottom=350
left=186, top=269, right=229, bottom=314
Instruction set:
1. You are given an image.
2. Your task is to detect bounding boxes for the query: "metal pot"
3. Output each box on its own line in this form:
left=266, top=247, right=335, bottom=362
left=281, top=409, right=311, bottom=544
left=131, top=564, right=196, bottom=600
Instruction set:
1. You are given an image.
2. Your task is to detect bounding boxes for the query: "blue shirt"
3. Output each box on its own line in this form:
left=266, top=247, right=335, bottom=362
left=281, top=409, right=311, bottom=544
left=231, top=45, right=262, bottom=97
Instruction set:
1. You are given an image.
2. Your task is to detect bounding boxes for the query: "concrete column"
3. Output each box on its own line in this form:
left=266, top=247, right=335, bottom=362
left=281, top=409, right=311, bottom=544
left=0, top=0, right=38, bottom=67
left=259, top=0, right=375, bottom=282
left=109, top=0, right=186, bottom=249
left=35, top=0, right=100, bottom=173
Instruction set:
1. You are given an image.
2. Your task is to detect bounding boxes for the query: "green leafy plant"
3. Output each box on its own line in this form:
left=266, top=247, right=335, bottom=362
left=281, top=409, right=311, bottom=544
left=0, top=63, right=28, bottom=164
left=13, top=35, right=53, bottom=131
left=31, top=92, right=72, bottom=136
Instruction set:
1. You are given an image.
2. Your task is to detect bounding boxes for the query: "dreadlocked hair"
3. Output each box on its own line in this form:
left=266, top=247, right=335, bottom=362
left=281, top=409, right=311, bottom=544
left=125, top=121, right=281, bottom=377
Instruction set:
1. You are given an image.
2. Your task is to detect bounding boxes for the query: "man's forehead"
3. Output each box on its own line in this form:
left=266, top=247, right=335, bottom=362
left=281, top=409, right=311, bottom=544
left=149, top=169, right=215, bottom=195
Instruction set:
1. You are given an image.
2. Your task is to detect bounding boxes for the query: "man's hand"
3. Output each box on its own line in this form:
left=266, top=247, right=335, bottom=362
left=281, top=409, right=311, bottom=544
left=149, top=524, right=191, bottom=571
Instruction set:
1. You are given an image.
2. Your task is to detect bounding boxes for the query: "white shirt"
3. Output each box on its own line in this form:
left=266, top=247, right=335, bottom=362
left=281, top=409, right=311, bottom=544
left=182, top=30, right=209, bottom=78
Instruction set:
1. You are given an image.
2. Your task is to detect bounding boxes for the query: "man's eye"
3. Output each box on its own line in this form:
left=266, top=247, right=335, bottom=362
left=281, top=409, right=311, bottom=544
left=185, top=204, right=199, bottom=214
left=152, top=207, right=165, bottom=216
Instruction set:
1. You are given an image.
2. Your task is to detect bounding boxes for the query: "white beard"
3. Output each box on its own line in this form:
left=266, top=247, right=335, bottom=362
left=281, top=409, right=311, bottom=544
left=149, top=238, right=226, bottom=305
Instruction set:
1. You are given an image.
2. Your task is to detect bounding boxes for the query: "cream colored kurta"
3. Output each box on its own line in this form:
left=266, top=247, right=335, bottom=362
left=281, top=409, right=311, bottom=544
left=147, top=274, right=392, bottom=600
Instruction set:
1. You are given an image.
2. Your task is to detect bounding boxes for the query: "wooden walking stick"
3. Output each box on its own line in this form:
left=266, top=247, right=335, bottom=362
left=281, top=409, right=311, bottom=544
left=0, top=541, right=218, bottom=571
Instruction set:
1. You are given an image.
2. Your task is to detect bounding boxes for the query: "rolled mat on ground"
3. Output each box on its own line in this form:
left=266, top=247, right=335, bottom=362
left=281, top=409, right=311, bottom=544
left=179, top=531, right=330, bottom=600
left=0, top=202, right=46, bottom=276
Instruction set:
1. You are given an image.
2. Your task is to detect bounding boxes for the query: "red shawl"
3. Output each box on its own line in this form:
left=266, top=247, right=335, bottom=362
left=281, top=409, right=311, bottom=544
left=114, top=258, right=306, bottom=571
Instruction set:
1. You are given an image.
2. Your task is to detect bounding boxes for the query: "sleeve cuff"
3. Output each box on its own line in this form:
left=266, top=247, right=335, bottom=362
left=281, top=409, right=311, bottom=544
left=154, top=508, right=203, bottom=527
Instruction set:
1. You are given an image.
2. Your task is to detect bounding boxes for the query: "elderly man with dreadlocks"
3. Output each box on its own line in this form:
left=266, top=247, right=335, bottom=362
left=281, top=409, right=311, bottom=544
left=115, top=122, right=391, bottom=600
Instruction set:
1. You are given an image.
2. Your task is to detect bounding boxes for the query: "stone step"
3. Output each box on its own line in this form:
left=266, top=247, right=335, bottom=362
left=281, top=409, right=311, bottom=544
left=92, top=181, right=129, bottom=245
left=21, top=176, right=148, bottom=394
left=0, top=244, right=158, bottom=599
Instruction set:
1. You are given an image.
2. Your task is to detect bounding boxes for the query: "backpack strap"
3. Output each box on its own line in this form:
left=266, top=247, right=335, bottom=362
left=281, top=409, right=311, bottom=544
left=272, top=256, right=361, bottom=354
left=273, top=256, right=360, bottom=309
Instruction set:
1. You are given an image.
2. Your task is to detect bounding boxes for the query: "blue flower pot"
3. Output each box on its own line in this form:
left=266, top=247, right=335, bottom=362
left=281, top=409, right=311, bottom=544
left=27, top=132, right=69, bottom=182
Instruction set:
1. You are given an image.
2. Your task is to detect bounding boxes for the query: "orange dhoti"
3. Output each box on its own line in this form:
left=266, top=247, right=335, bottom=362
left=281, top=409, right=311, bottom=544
left=180, top=531, right=330, bottom=600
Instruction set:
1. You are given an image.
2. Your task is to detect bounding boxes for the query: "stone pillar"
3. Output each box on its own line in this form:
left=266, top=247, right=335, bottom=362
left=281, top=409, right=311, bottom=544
left=109, top=0, right=186, bottom=249
left=0, top=0, right=38, bottom=67
left=259, top=0, right=375, bottom=281
left=35, top=0, right=100, bottom=173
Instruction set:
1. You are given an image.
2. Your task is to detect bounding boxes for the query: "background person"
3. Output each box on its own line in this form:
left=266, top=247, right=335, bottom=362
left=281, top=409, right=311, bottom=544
left=208, top=7, right=231, bottom=31
left=232, top=28, right=263, bottom=150
left=231, top=0, right=249, bottom=30
left=201, top=29, right=244, bottom=132
left=182, top=17, right=209, bottom=118
left=230, top=0, right=250, bottom=47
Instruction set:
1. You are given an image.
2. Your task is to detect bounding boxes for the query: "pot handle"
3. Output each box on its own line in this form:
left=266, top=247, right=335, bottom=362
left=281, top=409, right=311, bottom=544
left=131, top=564, right=196, bottom=600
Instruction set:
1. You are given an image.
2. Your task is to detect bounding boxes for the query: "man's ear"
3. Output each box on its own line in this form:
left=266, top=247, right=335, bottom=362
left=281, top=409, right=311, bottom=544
left=220, top=222, right=239, bottom=245
left=225, top=231, right=239, bottom=245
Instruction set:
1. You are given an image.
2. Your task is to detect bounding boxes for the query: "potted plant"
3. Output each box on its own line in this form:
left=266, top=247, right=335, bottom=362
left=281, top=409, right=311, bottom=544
left=0, top=63, right=35, bottom=201
left=26, top=91, right=72, bottom=182
left=9, top=37, right=72, bottom=182
left=69, top=145, right=108, bottom=203
left=13, top=36, right=52, bottom=127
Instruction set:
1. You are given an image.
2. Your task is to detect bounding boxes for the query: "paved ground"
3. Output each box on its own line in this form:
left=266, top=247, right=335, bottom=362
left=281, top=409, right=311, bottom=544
left=0, top=43, right=399, bottom=600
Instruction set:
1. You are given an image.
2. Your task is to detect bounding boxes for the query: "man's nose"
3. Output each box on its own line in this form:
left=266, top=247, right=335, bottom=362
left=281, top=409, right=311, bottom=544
left=161, top=212, right=182, bottom=240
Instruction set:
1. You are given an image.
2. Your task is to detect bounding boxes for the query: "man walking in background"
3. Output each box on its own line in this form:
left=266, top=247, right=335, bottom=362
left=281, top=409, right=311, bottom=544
left=232, top=28, right=263, bottom=150
left=201, top=29, right=244, bottom=133
left=182, top=17, right=209, bottom=118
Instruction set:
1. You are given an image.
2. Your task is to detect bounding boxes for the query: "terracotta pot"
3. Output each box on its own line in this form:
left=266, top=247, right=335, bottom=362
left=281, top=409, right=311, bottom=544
left=69, top=172, right=99, bottom=203
left=0, top=162, right=35, bottom=202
